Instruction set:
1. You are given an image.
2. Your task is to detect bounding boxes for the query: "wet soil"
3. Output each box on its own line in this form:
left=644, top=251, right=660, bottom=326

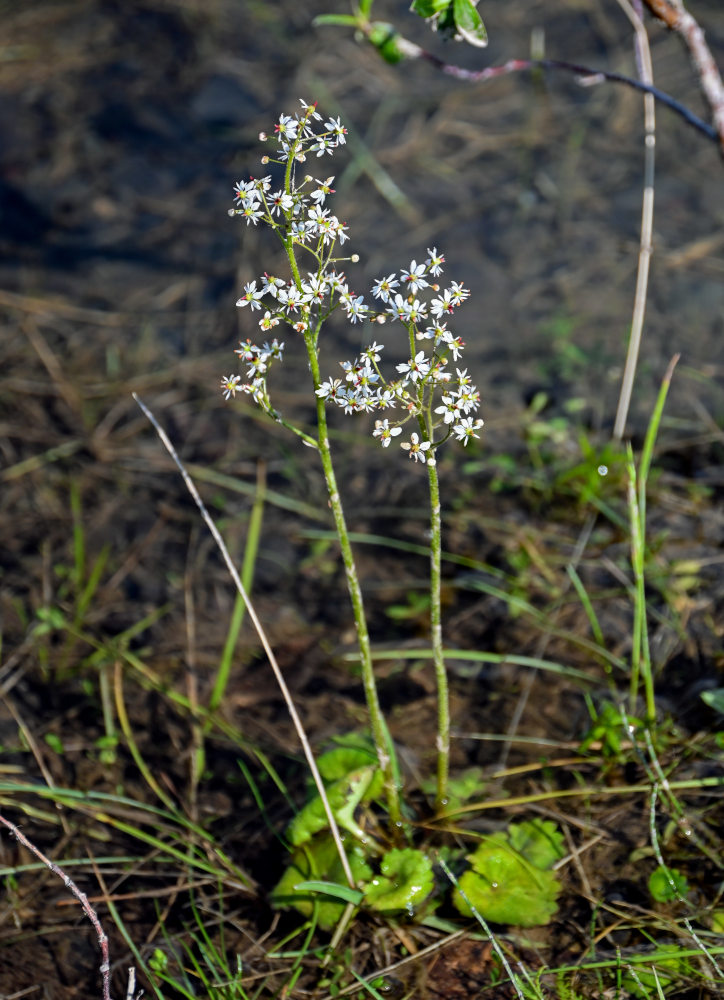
left=1, top=1, right=723, bottom=998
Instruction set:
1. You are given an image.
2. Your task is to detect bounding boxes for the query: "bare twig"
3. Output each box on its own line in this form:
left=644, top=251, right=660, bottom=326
left=419, top=53, right=718, bottom=144
left=365, top=20, right=719, bottom=146
left=642, top=0, right=724, bottom=151
left=0, top=813, right=112, bottom=1000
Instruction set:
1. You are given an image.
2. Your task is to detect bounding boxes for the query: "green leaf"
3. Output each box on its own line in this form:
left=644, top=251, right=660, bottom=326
left=294, top=880, right=364, bottom=905
left=621, top=948, right=690, bottom=997
left=421, top=766, right=486, bottom=812
left=364, top=848, right=434, bottom=915
left=316, top=743, right=379, bottom=784
left=701, top=688, right=724, bottom=714
left=44, top=733, right=65, bottom=755
left=411, top=0, right=451, bottom=17
left=286, top=766, right=381, bottom=846
left=148, top=948, right=168, bottom=974
left=453, top=0, right=488, bottom=47
left=452, top=833, right=561, bottom=926
left=313, top=15, right=362, bottom=28
left=579, top=700, right=643, bottom=757
left=271, top=835, right=373, bottom=930
left=507, top=819, right=566, bottom=870
left=648, top=865, right=689, bottom=903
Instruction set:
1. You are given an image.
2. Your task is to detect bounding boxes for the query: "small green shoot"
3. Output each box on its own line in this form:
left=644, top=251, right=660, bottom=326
left=411, top=0, right=488, bottom=47
left=621, top=946, right=692, bottom=997
left=580, top=701, right=643, bottom=759
left=648, top=864, right=689, bottom=904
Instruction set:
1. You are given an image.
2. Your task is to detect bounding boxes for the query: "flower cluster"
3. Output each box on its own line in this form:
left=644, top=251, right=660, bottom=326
left=222, top=101, right=484, bottom=463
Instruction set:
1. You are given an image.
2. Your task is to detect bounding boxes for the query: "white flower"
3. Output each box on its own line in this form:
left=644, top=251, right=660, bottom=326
left=362, top=342, right=383, bottom=363
left=343, top=295, right=368, bottom=324
left=400, top=261, right=429, bottom=295
left=387, top=293, right=426, bottom=324
left=277, top=285, right=310, bottom=313
left=325, top=116, right=347, bottom=143
left=261, top=274, right=285, bottom=297
left=449, top=280, right=470, bottom=305
left=444, top=335, right=465, bottom=361
left=373, top=419, right=403, bottom=447
left=220, top=375, right=241, bottom=400
left=237, top=202, right=263, bottom=226
left=234, top=339, right=258, bottom=361
left=425, top=247, right=445, bottom=276
left=400, top=432, right=433, bottom=463
left=268, top=190, right=294, bottom=216
left=371, top=273, right=399, bottom=302
left=258, top=311, right=280, bottom=331
left=311, top=177, right=335, bottom=203
left=311, top=136, right=334, bottom=157
left=453, top=417, right=484, bottom=444
left=301, top=273, right=329, bottom=304
left=290, top=219, right=312, bottom=243
left=396, top=351, right=430, bottom=383
left=236, top=281, right=264, bottom=310
left=457, top=386, right=481, bottom=412
left=233, top=180, right=258, bottom=202
left=274, top=114, right=298, bottom=140
left=246, top=355, right=267, bottom=378
left=316, top=378, right=344, bottom=400
left=299, top=99, right=323, bottom=121
left=262, top=339, right=284, bottom=359
left=434, top=394, right=461, bottom=425
left=430, top=291, right=455, bottom=317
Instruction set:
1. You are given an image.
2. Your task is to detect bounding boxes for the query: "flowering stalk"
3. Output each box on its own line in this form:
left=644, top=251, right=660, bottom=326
left=222, top=100, right=483, bottom=826
left=426, top=455, right=448, bottom=810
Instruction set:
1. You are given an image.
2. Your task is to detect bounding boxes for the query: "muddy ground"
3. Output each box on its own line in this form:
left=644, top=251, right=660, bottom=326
left=1, top=1, right=723, bottom=997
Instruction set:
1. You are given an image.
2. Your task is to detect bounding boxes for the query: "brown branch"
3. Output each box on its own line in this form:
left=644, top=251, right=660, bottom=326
left=642, top=0, right=724, bottom=151
left=0, top=813, right=113, bottom=1000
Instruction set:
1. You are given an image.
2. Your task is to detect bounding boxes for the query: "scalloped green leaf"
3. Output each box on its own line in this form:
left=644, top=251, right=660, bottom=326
left=453, top=0, right=487, bottom=47
left=507, top=819, right=565, bottom=870
left=316, top=744, right=379, bottom=785
left=364, top=848, right=434, bottom=915
left=270, top=835, right=373, bottom=930
left=453, top=835, right=561, bottom=926
left=287, top=766, right=380, bottom=847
